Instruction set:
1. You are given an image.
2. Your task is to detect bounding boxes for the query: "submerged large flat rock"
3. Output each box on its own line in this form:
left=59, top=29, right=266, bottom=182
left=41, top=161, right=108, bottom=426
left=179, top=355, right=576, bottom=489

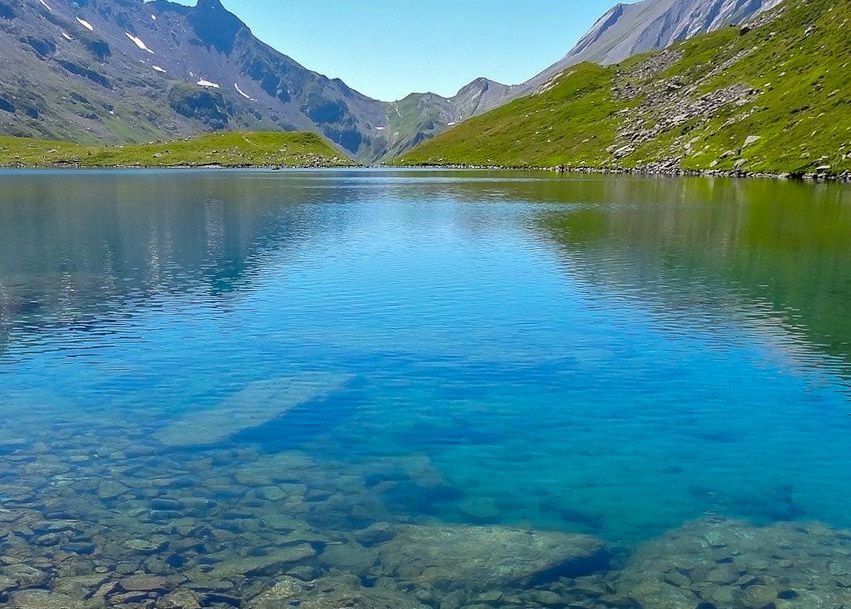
left=376, top=524, right=610, bottom=591
left=154, top=372, right=351, bottom=447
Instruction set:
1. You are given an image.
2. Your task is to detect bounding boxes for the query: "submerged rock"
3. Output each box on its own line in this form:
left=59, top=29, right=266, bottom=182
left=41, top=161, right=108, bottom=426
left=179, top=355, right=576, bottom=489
left=118, top=574, right=169, bottom=592
left=123, top=538, right=169, bottom=554
left=375, top=524, right=610, bottom=591
left=8, top=590, right=85, bottom=609
left=354, top=522, right=396, bottom=546
left=1, top=563, right=50, bottom=589
left=247, top=574, right=431, bottom=609
left=209, top=543, right=317, bottom=578
left=97, top=480, right=129, bottom=500
left=616, top=518, right=851, bottom=609
left=0, top=575, right=17, bottom=594
left=156, top=588, right=203, bottom=609
left=153, top=372, right=352, bottom=447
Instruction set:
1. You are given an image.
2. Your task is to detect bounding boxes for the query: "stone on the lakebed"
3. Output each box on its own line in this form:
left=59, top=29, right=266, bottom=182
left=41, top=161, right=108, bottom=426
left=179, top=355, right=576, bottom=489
left=616, top=517, right=851, bottom=609
left=375, top=524, right=610, bottom=590
left=0, top=575, right=16, bottom=594
left=1, top=564, right=50, bottom=589
left=248, top=574, right=431, bottom=609
left=118, top=574, right=169, bottom=592
left=8, top=590, right=85, bottom=609
left=153, top=372, right=352, bottom=447
left=210, top=543, right=318, bottom=578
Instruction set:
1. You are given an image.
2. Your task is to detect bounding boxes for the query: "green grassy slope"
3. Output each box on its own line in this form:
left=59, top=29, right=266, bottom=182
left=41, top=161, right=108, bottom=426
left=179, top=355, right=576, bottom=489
left=397, top=0, right=851, bottom=176
left=0, top=132, right=352, bottom=168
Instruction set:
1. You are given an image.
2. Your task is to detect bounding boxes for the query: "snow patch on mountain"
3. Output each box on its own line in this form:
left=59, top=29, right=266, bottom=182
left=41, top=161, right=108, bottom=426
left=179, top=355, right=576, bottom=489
left=234, top=83, right=255, bottom=101
left=125, top=32, right=155, bottom=54
left=76, top=17, right=94, bottom=32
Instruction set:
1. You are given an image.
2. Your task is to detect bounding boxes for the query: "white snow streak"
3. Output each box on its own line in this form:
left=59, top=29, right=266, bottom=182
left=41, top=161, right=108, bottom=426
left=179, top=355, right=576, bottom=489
left=61, top=31, right=73, bottom=41
left=234, top=83, right=255, bottom=101
left=125, top=32, right=155, bottom=54
left=197, top=80, right=220, bottom=89
left=153, top=66, right=167, bottom=73
left=38, top=0, right=53, bottom=12
left=76, top=17, right=94, bottom=32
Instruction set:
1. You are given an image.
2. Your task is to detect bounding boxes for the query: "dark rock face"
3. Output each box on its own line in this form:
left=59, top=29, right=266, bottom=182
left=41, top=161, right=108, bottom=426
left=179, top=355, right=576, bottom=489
left=0, top=96, right=14, bottom=113
left=188, top=0, right=245, bottom=55
left=168, top=84, right=230, bottom=129
left=0, top=2, right=17, bottom=20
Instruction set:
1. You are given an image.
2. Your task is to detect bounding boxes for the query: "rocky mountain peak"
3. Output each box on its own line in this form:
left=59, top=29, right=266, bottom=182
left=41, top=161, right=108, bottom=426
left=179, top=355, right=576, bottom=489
left=188, top=0, right=247, bottom=54
left=196, top=0, right=226, bottom=9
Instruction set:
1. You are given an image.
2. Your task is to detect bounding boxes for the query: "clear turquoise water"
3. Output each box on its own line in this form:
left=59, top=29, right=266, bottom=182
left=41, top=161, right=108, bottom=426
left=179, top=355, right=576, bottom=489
left=1, top=169, right=851, bottom=605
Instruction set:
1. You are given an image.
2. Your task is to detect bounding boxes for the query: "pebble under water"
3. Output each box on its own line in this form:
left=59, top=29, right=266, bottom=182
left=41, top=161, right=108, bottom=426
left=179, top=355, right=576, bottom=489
left=0, top=169, right=850, bottom=609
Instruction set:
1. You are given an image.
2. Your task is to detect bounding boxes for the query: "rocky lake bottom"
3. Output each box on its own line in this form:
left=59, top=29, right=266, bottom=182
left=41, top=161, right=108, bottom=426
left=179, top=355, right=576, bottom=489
left=1, top=169, right=850, bottom=609
left=5, top=419, right=851, bottom=609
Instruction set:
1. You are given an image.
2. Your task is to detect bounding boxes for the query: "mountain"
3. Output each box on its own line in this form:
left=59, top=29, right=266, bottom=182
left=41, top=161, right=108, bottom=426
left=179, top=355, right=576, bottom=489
left=398, top=0, right=850, bottom=178
left=517, top=0, right=786, bottom=98
left=0, top=0, right=403, bottom=160
left=379, top=79, right=519, bottom=159
left=0, top=0, right=811, bottom=163
left=423, top=0, right=789, bottom=124
left=380, top=0, right=794, bottom=140
left=0, top=0, right=496, bottom=162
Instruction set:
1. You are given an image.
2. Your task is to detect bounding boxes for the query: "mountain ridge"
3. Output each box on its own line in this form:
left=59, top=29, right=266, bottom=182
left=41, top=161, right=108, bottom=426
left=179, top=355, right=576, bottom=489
left=397, top=0, right=851, bottom=178
left=515, top=0, right=786, bottom=99
left=0, top=0, right=815, bottom=162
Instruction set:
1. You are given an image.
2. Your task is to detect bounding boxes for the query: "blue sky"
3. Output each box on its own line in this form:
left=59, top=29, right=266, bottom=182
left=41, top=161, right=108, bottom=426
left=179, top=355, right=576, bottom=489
left=172, top=1, right=620, bottom=101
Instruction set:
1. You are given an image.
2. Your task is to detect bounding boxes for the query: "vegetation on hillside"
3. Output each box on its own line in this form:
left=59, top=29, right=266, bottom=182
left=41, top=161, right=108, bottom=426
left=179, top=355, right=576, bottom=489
left=397, top=0, right=851, bottom=176
left=0, top=132, right=352, bottom=168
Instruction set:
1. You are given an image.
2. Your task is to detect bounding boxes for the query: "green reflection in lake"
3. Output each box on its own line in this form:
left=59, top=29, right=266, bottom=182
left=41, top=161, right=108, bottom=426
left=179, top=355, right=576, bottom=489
left=540, top=176, right=851, bottom=373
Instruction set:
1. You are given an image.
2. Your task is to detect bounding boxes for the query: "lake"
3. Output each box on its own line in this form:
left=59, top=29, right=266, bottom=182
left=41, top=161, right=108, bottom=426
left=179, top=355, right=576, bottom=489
left=1, top=169, right=850, bottom=609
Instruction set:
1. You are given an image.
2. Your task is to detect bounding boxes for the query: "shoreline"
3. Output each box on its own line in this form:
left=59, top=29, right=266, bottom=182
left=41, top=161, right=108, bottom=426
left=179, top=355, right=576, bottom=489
left=1, top=162, right=848, bottom=182
left=0, top=162, right=354, bottom=170
left=393, top=163, right=851, bottom=183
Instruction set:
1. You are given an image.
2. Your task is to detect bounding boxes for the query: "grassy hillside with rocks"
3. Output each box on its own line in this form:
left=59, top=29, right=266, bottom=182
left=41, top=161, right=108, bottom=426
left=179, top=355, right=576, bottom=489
left=0, top=132, right=351, bottom=168
left=397, top=0, right=851, bottom=178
